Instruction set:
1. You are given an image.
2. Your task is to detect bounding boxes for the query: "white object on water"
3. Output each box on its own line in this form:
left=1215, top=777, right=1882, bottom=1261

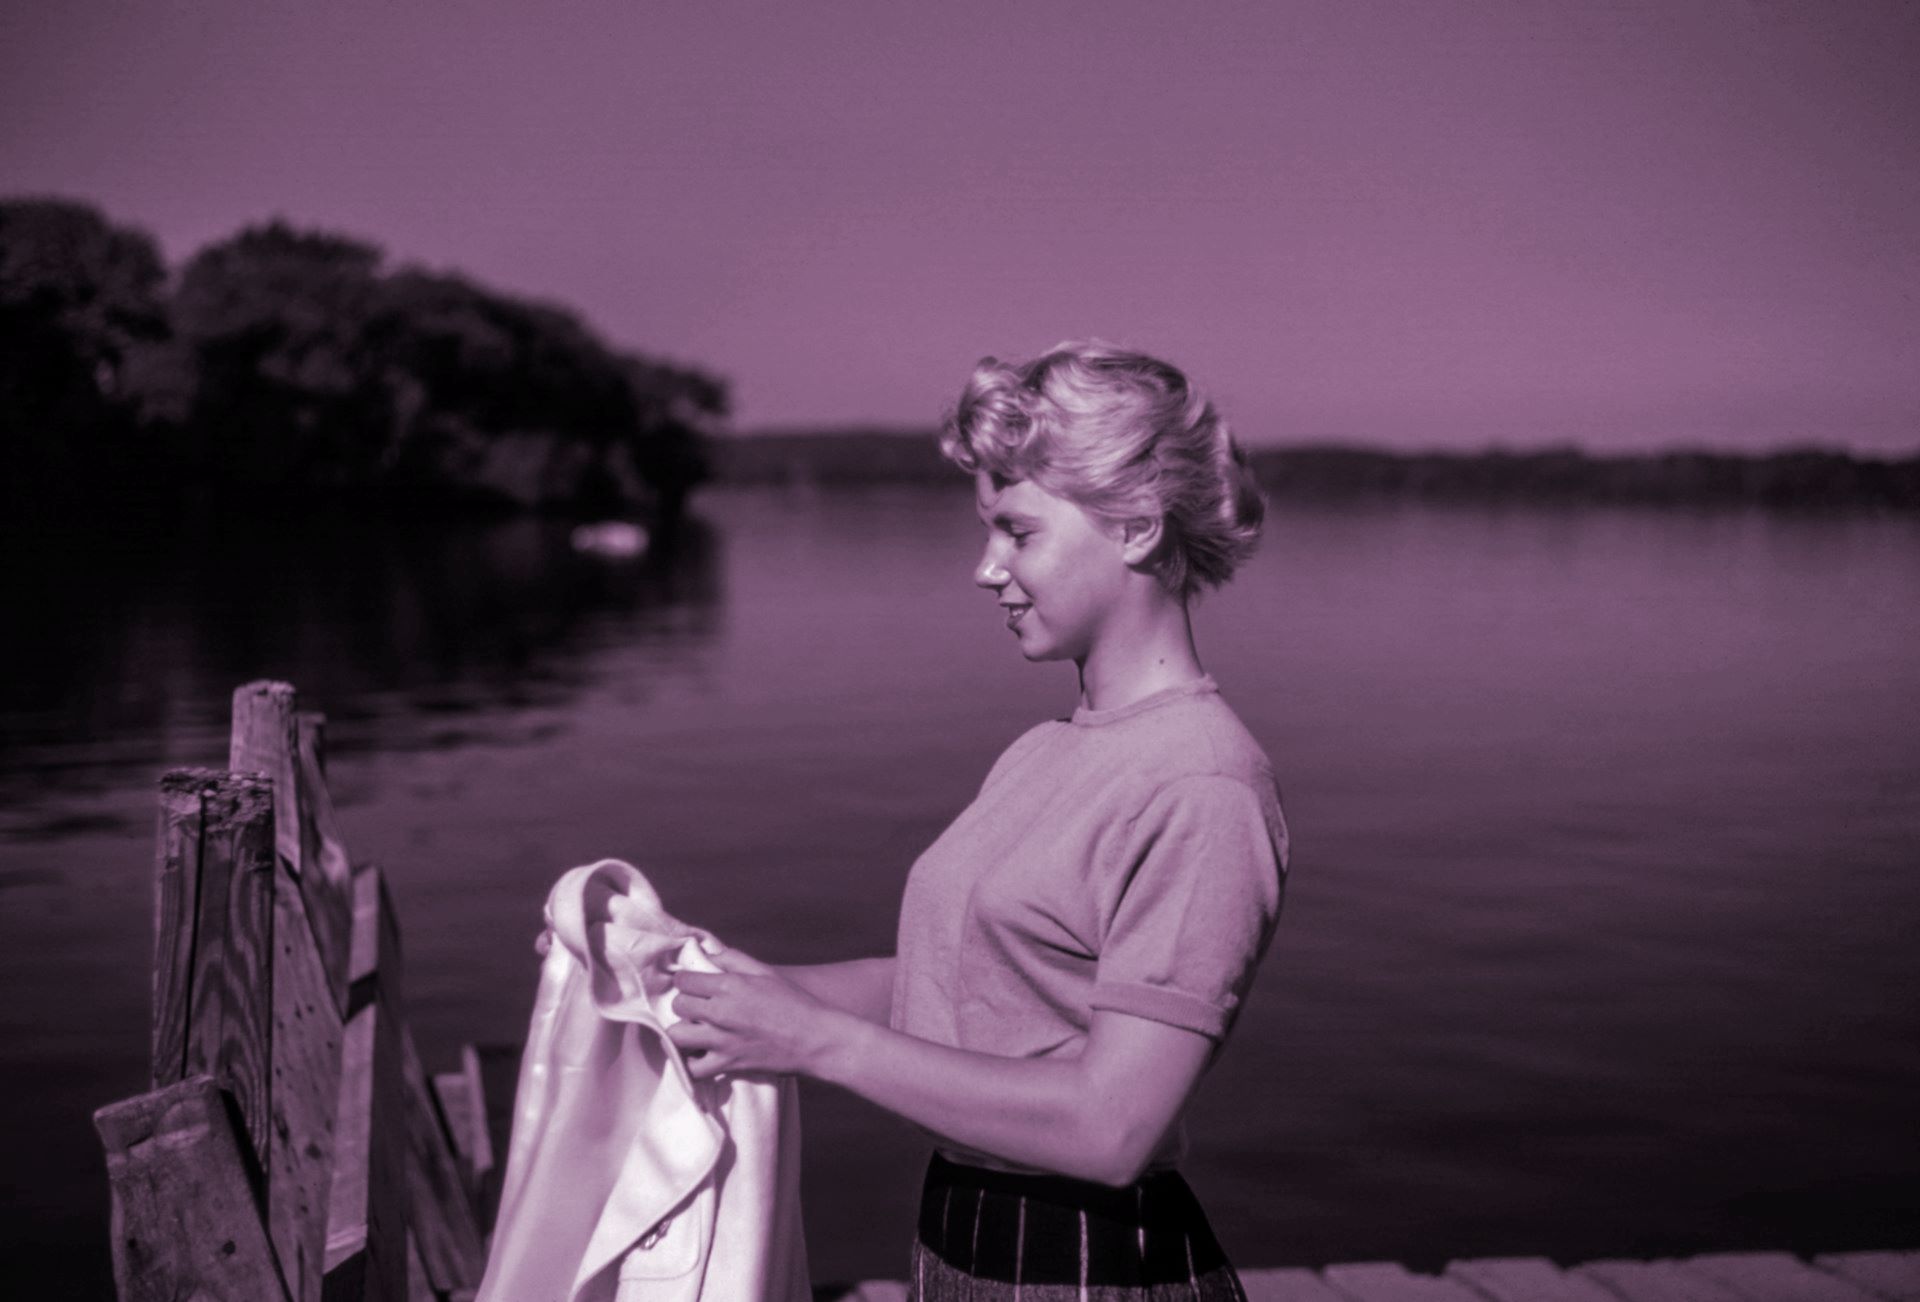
left=570, top=521, right=649, bottom=558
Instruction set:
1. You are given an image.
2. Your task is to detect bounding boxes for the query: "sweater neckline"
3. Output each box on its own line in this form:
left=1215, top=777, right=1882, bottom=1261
left=1070, top=674, right=1219, bottom=727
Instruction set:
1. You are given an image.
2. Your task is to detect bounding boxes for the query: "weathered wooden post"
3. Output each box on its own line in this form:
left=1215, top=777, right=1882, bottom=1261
left=96, top=679, right=506, bottom=1302
left=230, top=683, right=352, bottom=1008
left=99, top=767, right=286, bottom=1302
left=230, top=683, right=363, bottom=1302
left=148, top=769, right=277, bottom=1145
left=402, top=1020, right=488, bottom=1298
left=324, top=863, right=408, bottom=1302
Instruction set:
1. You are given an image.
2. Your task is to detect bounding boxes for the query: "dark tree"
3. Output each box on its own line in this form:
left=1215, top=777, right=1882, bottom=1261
left=4, top=203, right=726, bottom=516
left=0, top=198, right=169, bottom=504
left=366, top=270, right=719, bottom=514
left=620, top=354, right=726, bottom=523
left=369, top=270, right=645, bottom=507
left=170, top=221, right=722, bottom=512
left=169, top=221, right=392, bottom=490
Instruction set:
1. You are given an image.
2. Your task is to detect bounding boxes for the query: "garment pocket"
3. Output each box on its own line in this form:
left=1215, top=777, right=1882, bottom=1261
left=617, top=1181, right=713, bottom=1287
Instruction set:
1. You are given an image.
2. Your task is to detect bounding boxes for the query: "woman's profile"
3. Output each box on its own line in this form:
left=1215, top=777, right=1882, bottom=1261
left=668, top=340, right=1291, bottom=1297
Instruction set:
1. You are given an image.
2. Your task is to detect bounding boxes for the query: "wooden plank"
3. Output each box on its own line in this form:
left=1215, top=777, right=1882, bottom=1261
left=296, top=711, right=352, bottom=893
left=267, top=858, right=346, bottom=1302
left=151, top=768, right=213, bottom=1087
left=155, top=772, right=277, bottom=1171
left=699, top=1259, right=1920, bottom=1302
left=433, top=1069, right=479, bottom=1194
left=1575, top=1259, right=1750, bottom=1302
left=406, top=1230, right=436, bottom=1302
left=295, top=712, right=355, bottom=1016
left=94, top=1075, right=291, bottom=1302
left=1813, top=1252, right=1920, bottom=1302
left=231, top=681, right=302, bottom=873
left=232, top=682, right=352, bottom=1017
left=323, top=866, right=408, bottom=1302
left=470, top=1041, right=520, bottom=1235
left=323, top=997, right=407, bottom=1302
left=1446, top=1256, right=1623, bottom=1302
left=458, top=1044, right=496, bottom=1183
left=323, top=997, right=379, bottom=1300
left=433, top=1042, right=507, bottom=1217
left=347, top=858, right=405, bottom=1014
left=1241, top=1267, right=1353, bottom=1302
left=403, top=1020, right=487, bottom=1294
left=1323, top=1262, right=1486, bottom=1302
left=1682, top=1252, right=1888, bottom=1302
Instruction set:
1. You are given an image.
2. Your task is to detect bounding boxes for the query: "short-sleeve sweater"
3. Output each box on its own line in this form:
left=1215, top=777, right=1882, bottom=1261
left=889, top=673, right=1290, bottom=1173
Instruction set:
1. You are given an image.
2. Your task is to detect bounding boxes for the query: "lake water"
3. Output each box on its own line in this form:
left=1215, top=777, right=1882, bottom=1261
left=3, top=485, right=1917, bottom=1294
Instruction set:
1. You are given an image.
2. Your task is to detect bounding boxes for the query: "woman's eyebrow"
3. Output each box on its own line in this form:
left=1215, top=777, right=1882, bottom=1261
left=976, top=506, right=1039, bottom=526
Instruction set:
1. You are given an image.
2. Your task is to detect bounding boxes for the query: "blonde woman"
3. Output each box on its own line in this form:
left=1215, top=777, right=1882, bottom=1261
left=668, top=341, right=1290, bottom=1299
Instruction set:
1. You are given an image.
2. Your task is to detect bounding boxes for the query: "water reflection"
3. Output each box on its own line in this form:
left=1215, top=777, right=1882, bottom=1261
left=0, top=510, right=725, bottom=804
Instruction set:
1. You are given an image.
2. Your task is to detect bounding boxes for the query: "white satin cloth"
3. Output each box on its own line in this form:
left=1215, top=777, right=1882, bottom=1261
left=475, top=859, right=811, bottom=1302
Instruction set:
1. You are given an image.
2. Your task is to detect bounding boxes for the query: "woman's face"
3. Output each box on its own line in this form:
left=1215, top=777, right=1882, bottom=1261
left=972, top=471, right=1129, bottom=663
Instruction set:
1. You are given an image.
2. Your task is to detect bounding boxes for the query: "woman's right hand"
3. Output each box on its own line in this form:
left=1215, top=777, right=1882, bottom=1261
left=665, top=947, right=849, bottom=1080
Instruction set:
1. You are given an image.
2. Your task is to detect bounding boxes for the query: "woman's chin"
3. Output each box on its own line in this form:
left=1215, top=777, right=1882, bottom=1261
left=1008, top=617, right=1071, bottom=662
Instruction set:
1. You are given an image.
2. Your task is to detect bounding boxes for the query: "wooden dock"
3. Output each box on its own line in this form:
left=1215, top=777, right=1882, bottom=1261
left=92, top=681, right=516, bottom=1302
left=821, top=1251, right=1919, bottom=1302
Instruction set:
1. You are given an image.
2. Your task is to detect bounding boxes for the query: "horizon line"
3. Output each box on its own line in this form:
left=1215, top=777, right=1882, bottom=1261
left=726, top=426, right=1920, bottom=462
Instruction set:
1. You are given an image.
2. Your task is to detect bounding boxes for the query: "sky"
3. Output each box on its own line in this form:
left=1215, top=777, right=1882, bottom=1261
left=3, top=0, right=1916, bottom=452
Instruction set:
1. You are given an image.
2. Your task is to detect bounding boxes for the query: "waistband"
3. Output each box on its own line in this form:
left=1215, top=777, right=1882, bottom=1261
left=925, top=1150, right=1186, bottom=1219
left=917, top=1151, right=1233, bottom=1286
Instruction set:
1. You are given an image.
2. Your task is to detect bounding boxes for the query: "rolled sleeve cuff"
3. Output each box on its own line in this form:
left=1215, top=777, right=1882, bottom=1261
left=1088, top=981, right=1230, bottom=1040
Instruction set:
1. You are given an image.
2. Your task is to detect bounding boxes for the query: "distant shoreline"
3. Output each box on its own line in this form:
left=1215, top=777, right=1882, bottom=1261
left=710, top=428, right=1920, bottom=510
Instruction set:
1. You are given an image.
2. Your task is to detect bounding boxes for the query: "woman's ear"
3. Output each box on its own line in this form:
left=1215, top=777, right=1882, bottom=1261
left=1119, top=515, right=1165, bottom=567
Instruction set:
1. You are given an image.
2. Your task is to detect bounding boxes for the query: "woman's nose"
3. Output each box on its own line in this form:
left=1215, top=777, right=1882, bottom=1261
left=975, top=545, right=1007, bottom=590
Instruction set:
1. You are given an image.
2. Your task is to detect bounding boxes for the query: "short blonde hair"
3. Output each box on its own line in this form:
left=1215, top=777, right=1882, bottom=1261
left=939, top=340, right=1266, bottom=598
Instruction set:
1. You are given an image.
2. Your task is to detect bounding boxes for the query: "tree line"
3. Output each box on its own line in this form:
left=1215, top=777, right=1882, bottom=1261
left=1, top=197, right=724, bottom=520
left=710, top=433, right=1920, bottom=510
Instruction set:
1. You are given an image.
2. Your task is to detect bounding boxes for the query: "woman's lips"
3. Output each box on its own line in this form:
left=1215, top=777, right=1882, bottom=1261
left=1003, top=604, right=1031, bottom=629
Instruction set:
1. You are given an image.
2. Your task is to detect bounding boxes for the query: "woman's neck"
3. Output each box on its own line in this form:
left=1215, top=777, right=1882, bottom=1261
left=1075, top=600, right=1205, bottom=714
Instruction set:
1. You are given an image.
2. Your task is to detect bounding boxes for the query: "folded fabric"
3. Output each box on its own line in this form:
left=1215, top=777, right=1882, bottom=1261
left=476, top=859, right=811, bottom=1302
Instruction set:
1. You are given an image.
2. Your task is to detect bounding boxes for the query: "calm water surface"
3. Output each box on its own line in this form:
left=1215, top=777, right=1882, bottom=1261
left=3, top=485, right=1917, bottom=1293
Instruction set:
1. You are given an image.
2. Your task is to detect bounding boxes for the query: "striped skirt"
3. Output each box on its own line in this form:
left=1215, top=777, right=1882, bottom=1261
left=906, top=1152, right=1248, bottom=1302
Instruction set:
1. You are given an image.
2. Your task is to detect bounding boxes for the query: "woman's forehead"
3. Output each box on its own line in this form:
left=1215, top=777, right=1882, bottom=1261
left=973, top=470, right=1051, bottom=517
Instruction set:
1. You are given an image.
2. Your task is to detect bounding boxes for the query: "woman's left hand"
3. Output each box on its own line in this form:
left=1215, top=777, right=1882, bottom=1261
left=666, top=946, right=845, bottom=1081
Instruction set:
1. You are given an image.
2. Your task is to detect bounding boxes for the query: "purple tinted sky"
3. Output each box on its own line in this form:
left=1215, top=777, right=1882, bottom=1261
left=4, top=1, right=1916, bottom=451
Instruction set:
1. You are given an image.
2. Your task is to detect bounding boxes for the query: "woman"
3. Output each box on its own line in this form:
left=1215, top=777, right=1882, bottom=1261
left=667, top=341, right=1290, bottom=1298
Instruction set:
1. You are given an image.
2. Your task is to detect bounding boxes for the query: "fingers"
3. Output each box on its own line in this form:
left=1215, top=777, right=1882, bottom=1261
left=667, top=1019, right=725, bottom=1052
left=685, top=1054, right=730, bottom=1081
left=671, top=969, right=727, bottom=998
left=705, top=946, right=773, bottom=976
left=665, top=1020, right=732, bottom=1080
